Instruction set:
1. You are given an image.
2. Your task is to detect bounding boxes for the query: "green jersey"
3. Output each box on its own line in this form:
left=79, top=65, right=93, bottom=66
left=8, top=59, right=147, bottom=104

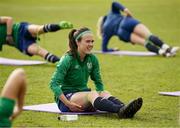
left=0, top=97, right=15, bottom=127
left=0, top=23, right=20, bottom=50
left=50, top=52, right=104, bottom=102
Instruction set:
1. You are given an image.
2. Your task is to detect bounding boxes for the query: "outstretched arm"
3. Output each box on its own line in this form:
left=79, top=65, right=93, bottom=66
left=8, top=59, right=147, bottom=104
left=102, top=33, right=114, bottom=52
left=0, top=16, right=14, bottom=44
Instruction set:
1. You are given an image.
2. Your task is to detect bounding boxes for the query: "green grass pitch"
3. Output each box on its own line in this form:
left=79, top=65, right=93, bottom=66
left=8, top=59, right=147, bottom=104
left=0, top=0, right=179, bottom=127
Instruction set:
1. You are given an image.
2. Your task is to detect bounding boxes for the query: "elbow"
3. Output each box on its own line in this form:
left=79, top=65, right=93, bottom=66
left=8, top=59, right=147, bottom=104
left=49, top=81, right=53, bottom=90
left=112, top=1, right=118, bottom=7
left=49, top=80, right=54, bottom=89
left=49, top=80, right=58, bottom=91
left=112, top=2, right=116, bottom=8
left=111, top=1, right=120, bottom=12
left=112, top=1, right=116, bottom=5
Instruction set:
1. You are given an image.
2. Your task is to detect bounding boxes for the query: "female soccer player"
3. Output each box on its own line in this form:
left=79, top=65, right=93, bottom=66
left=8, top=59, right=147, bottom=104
left=0, top=68, right=27, bottom=127
left=0, top=16, right=73, bottom=63
left=97, top=1, right=179, bottom=57
left=50, top=27, right=143, bottom=118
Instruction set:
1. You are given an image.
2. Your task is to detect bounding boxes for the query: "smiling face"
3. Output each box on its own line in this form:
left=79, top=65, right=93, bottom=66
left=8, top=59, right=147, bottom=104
left=77, top=33, right=94, bottom=56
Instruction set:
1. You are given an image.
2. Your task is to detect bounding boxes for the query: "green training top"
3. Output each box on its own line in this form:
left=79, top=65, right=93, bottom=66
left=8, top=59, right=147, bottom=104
left=0, top=23, right=20, bottom=50
left=49, top=52, right=104, bottom=103
left=0, top=97, right=15, bottom=127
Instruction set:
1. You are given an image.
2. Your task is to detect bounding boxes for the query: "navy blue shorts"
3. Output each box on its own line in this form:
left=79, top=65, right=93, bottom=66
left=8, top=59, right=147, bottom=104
left=57, top=89, right=92, bottom=112
left=57, top=93, right=74, bottom=112
left=18, top=22, right=37, bottom=56
left=117, top=17, right=140, bottom=42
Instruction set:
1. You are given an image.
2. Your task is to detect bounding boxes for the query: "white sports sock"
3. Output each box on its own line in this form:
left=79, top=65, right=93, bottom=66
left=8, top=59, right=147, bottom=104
left=161, top=44, right=170, bottom=50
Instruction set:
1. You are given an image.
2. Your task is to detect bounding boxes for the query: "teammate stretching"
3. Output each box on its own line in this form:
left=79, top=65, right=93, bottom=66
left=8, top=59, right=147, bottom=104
left=97, top=1, right=179, bottom=57
left=0, top=16, right=73, bottom=63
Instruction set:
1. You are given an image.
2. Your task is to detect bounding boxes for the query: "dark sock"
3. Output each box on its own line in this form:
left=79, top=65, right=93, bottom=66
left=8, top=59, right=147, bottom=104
left=145, top=42, right=159, bottom=54
left=149, top=35, right=164, bottom=47
left=45, top=53, right=60, bottom=63
left=108, top=96, right=125, bottom=107
left=43, top=24, right=60, bottom=32
left=93, top=97, right=121, bottom=113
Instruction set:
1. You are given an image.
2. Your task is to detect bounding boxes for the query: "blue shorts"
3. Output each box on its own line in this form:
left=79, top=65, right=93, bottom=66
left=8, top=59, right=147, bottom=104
left=57, top=89, right=92, bottom=112
left=18, top=22, right=37, bottom=56
left=57, top=93, right=74, bottom=112
left=117, top=17, right=140, bottom=42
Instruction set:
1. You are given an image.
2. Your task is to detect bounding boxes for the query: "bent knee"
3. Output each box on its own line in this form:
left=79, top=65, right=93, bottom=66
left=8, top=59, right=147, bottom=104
left=14, top=68, right=25, bottom=76
left=28, top=44, right=40, bottom=55
left=99, top=90, right=111, bottom=98
left=88, top=91, right=99, bottom=97
left=11, top=68, right=25, bottom=77
left=12, top=68, right=26, bottom=84
left=87, top=91, right=99, bottom=102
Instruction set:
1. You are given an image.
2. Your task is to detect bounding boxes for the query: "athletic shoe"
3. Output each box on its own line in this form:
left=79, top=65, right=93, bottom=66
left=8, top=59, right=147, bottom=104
left=159, top=47, right=179, bottom=57
left=164, top=52, right=171, bottom=57
left=167, top=46, right=180, bottom=56
left=158, top=49, right=166, bottom=56
left=59, top=21, right=73, bottom=29
left=118, top=97, right=143, bottom=118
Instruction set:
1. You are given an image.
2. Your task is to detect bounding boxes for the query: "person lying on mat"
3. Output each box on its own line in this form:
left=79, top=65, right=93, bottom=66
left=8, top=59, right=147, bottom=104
left=0, top=16, right=73, bottom=63
left=0, top=68, right=27, bottom=127
left=97, top=1, right=179, bottom=57
left=49, top=27, right=143, bottom=118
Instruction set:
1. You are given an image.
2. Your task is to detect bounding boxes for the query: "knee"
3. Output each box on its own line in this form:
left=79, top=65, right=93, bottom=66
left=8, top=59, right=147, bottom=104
left=13, top=68, right=25, bottom=77
left=88, top=91, right=99, bottom=97
left=13, top=68, right=26, bottom=84
left=28, top=44, right=41, bottom=55
left=15, top=68, right=25, bottom=74
left=87, top=91, right=99, bottom=102
left=99, top=90, right=111, bottom=98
